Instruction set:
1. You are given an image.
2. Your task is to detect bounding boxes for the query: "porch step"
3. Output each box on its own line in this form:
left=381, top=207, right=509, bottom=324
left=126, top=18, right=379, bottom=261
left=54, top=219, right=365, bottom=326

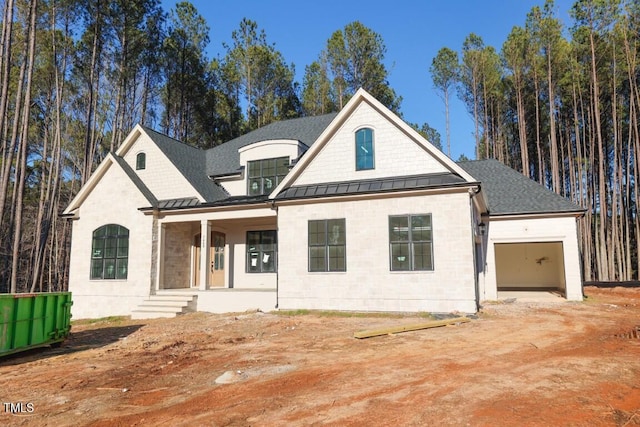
left=131, top=293, right=198, bottom=319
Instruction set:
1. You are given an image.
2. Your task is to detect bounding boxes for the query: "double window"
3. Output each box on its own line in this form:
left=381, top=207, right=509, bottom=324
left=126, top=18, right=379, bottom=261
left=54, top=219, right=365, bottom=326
left=355, top=128, right=374, bottom=170
left=247, top=230, right=277, bottom=273
left=91, top=224, right=129, bottom=279
left=389, top=214, right=433, bottom=271
left=247, top=157, right=289, bottom=196
left=308, top=219, right=346, bottom=272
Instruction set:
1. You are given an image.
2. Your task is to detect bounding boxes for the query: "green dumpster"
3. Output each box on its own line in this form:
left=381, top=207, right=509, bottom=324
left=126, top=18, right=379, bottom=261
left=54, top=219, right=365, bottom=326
left=0, top=292, right=72, bottom=357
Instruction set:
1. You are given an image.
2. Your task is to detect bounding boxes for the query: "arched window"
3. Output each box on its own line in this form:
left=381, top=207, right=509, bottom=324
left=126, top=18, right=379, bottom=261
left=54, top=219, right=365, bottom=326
left=136, top=152, right=146, bottom=170
left=91, top=224, right=129, bottom=279
left=355, top=128, right=374, bottom=170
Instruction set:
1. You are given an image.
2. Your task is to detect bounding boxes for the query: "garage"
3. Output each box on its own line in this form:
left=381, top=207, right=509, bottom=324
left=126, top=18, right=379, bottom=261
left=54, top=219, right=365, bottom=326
left=494, top=242, right=566, bottom=294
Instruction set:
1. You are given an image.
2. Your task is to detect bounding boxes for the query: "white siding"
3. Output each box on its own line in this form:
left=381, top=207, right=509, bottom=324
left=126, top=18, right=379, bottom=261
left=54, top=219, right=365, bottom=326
left=122, top=132, right=202, bottom=201
left=68, top=161, right=154, bottom=319
left=218, top=179, right=245, bottom=197
left=277, top=191, right=477, bottom=313
left=480, top=216, right=583, bottom=301
left=295, top=102, right=448, bottom=186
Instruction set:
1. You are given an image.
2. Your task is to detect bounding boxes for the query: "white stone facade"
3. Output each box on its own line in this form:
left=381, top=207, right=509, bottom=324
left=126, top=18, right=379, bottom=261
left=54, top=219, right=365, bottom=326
left=65, top=89, right=583, bottom=319
left=480, top=215, right=583, bottom=301
left=121, top=132, right=203, bottom=201
left=67, top=160, right=154, bottom=319
left=219, top=139, right=305, bottom=196
left=277, top=190, right=478, bottom=313
left=295, top=102, right=448, bottom=186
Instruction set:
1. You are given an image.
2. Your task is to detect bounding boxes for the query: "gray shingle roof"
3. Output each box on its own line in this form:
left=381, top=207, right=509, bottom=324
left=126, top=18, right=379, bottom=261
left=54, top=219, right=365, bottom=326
left=276, top=173, right=468, bottom=200
left=206, top=113, right=337, bottom=177
left=141, top=126, right=228, bottom=202
left=457, top=159, right=584, bottom=215
left=138, top=120, right=582, bottom=217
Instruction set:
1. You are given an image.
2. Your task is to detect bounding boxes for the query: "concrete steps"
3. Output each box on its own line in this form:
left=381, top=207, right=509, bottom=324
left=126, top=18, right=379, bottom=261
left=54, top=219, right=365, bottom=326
left=131, top=292, right=198, bottom=319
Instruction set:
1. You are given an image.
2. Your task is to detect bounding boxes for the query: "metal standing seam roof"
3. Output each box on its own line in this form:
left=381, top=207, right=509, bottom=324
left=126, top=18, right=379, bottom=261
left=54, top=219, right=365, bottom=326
left=457, top=159, right=584, bottom=215
left=275, top=173, right=469, bottom=200
left=156, top=198, right=200, bottom=209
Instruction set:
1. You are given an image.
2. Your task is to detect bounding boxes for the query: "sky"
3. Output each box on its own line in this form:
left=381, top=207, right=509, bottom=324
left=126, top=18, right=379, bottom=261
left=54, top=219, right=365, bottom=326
left=161, top=0, right=575, bottom=160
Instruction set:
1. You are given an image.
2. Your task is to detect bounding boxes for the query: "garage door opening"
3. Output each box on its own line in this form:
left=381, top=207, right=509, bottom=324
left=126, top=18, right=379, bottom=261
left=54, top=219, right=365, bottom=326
left=495, top=242, right=566, bottom=296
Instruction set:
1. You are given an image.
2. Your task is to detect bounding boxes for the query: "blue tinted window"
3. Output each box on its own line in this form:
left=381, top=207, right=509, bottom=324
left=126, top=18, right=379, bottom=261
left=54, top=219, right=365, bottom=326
left=355, top=128, right=374, bottom=170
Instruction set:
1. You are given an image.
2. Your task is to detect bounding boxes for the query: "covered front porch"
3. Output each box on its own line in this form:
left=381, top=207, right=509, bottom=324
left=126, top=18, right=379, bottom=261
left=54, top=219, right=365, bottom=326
left=144, top=204, right=280, bottom=316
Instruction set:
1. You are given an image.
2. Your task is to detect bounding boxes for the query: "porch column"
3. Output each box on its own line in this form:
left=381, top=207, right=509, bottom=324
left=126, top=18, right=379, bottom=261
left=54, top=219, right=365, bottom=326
left=156, top=223, right=166, bottom=291
left=199, top=220, right=211, bottom=290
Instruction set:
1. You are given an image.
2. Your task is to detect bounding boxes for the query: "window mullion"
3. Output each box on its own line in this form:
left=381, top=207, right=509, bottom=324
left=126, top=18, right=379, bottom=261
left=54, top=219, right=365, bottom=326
left=408, top=215, right=413, bottom=271
left=324, top=221, right=330, bottom=271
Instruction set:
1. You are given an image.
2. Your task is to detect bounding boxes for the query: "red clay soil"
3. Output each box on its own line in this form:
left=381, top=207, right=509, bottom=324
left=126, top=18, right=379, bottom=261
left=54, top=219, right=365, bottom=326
left=2, top=286, right=640, bottom=426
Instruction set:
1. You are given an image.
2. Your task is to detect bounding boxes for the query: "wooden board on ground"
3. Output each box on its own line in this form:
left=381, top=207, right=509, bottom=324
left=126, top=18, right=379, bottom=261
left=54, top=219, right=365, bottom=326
left=353, top=317, right=471, bottom=339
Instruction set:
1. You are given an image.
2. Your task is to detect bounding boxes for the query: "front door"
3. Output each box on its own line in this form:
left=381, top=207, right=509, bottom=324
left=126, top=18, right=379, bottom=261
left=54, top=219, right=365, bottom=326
left=211, top=232, right=225, bottom=287
left=193, top=231, right=226, bottom=288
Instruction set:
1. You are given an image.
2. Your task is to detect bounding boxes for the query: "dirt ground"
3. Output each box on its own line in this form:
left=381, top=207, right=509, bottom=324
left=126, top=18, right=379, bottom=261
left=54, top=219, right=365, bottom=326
left=1, top=286, right=640, bottom=427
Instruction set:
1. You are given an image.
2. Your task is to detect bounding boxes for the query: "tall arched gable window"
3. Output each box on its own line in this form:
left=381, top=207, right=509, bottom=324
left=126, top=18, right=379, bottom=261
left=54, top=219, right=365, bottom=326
left=136, top=152, right=146, bottom=170
left=355, top=128, right=374, bottom=170
left=91, top=224, right=129, bottom=279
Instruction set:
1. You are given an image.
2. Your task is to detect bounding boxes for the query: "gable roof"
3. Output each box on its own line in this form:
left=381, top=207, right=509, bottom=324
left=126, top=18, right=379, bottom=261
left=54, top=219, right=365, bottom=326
left=141, top=126, right=228, bottom=202
left=206, top=113, right=338, bottom=177
left=269, top=88, right=479, bottom=200
left=457, top=159, right=584, bottom=216
left=62, top=153, right=158, bottom=216
left=111, top=155, right=159, bottom=207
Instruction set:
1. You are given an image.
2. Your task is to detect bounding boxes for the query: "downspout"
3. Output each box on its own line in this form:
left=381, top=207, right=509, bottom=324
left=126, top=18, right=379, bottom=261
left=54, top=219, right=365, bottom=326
left=469, top=186, right=482, bottom=312
left=269, top=200, right=279, bottom=309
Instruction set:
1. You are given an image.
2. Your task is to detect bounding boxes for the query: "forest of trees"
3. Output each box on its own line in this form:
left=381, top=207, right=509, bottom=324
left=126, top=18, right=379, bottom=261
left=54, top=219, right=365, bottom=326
left=0, top=0, right=637, bottom=293
left=0, top=0, right=406, bottom=293
left=431, top=0, right=640, bottom=283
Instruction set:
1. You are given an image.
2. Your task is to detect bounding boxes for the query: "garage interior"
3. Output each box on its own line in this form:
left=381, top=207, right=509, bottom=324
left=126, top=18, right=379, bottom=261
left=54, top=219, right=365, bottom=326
left=494, top=242, right=567, bottom=297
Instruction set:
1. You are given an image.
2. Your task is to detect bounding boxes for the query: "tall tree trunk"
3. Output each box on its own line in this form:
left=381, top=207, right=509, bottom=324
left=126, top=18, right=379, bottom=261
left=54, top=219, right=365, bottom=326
left=0, top=0, right=15, bottom=168
left=0, top=8, right=28, bottom=238
left=31, top=1, right=66, bottom=292
left=533, top=68, right=543, bottom=183
left=547, top=49, right=560, bottom=194
left=589, top=28, right=609, bottom=281
left=83, top=0, right=102, bottom=184
left=10, top=0, right=38, bottom=293
left=515, top=76, right=529, bottom=177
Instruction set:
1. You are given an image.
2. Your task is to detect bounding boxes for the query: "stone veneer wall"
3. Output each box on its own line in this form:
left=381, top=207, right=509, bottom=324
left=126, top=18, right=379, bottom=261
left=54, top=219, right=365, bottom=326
left=277, top=190, right=477, bottom=313
left=162, top=222, right=193, bottom=288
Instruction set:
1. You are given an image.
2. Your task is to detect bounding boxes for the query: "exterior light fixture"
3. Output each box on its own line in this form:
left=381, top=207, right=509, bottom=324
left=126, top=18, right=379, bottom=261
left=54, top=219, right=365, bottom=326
left=478, top=222, right=486, bottom=235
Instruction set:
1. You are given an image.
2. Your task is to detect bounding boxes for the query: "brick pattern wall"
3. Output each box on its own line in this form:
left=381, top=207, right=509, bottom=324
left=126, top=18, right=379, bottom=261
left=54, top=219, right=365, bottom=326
left=68, top=161, right=154, bottom=319
left=122, top=133, right=201, bottom=201
left=277, top=191, right=477, bottom=313
left=296, top=102, right=448, bottom=186
left=162, top=223, right=193, bottom=288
